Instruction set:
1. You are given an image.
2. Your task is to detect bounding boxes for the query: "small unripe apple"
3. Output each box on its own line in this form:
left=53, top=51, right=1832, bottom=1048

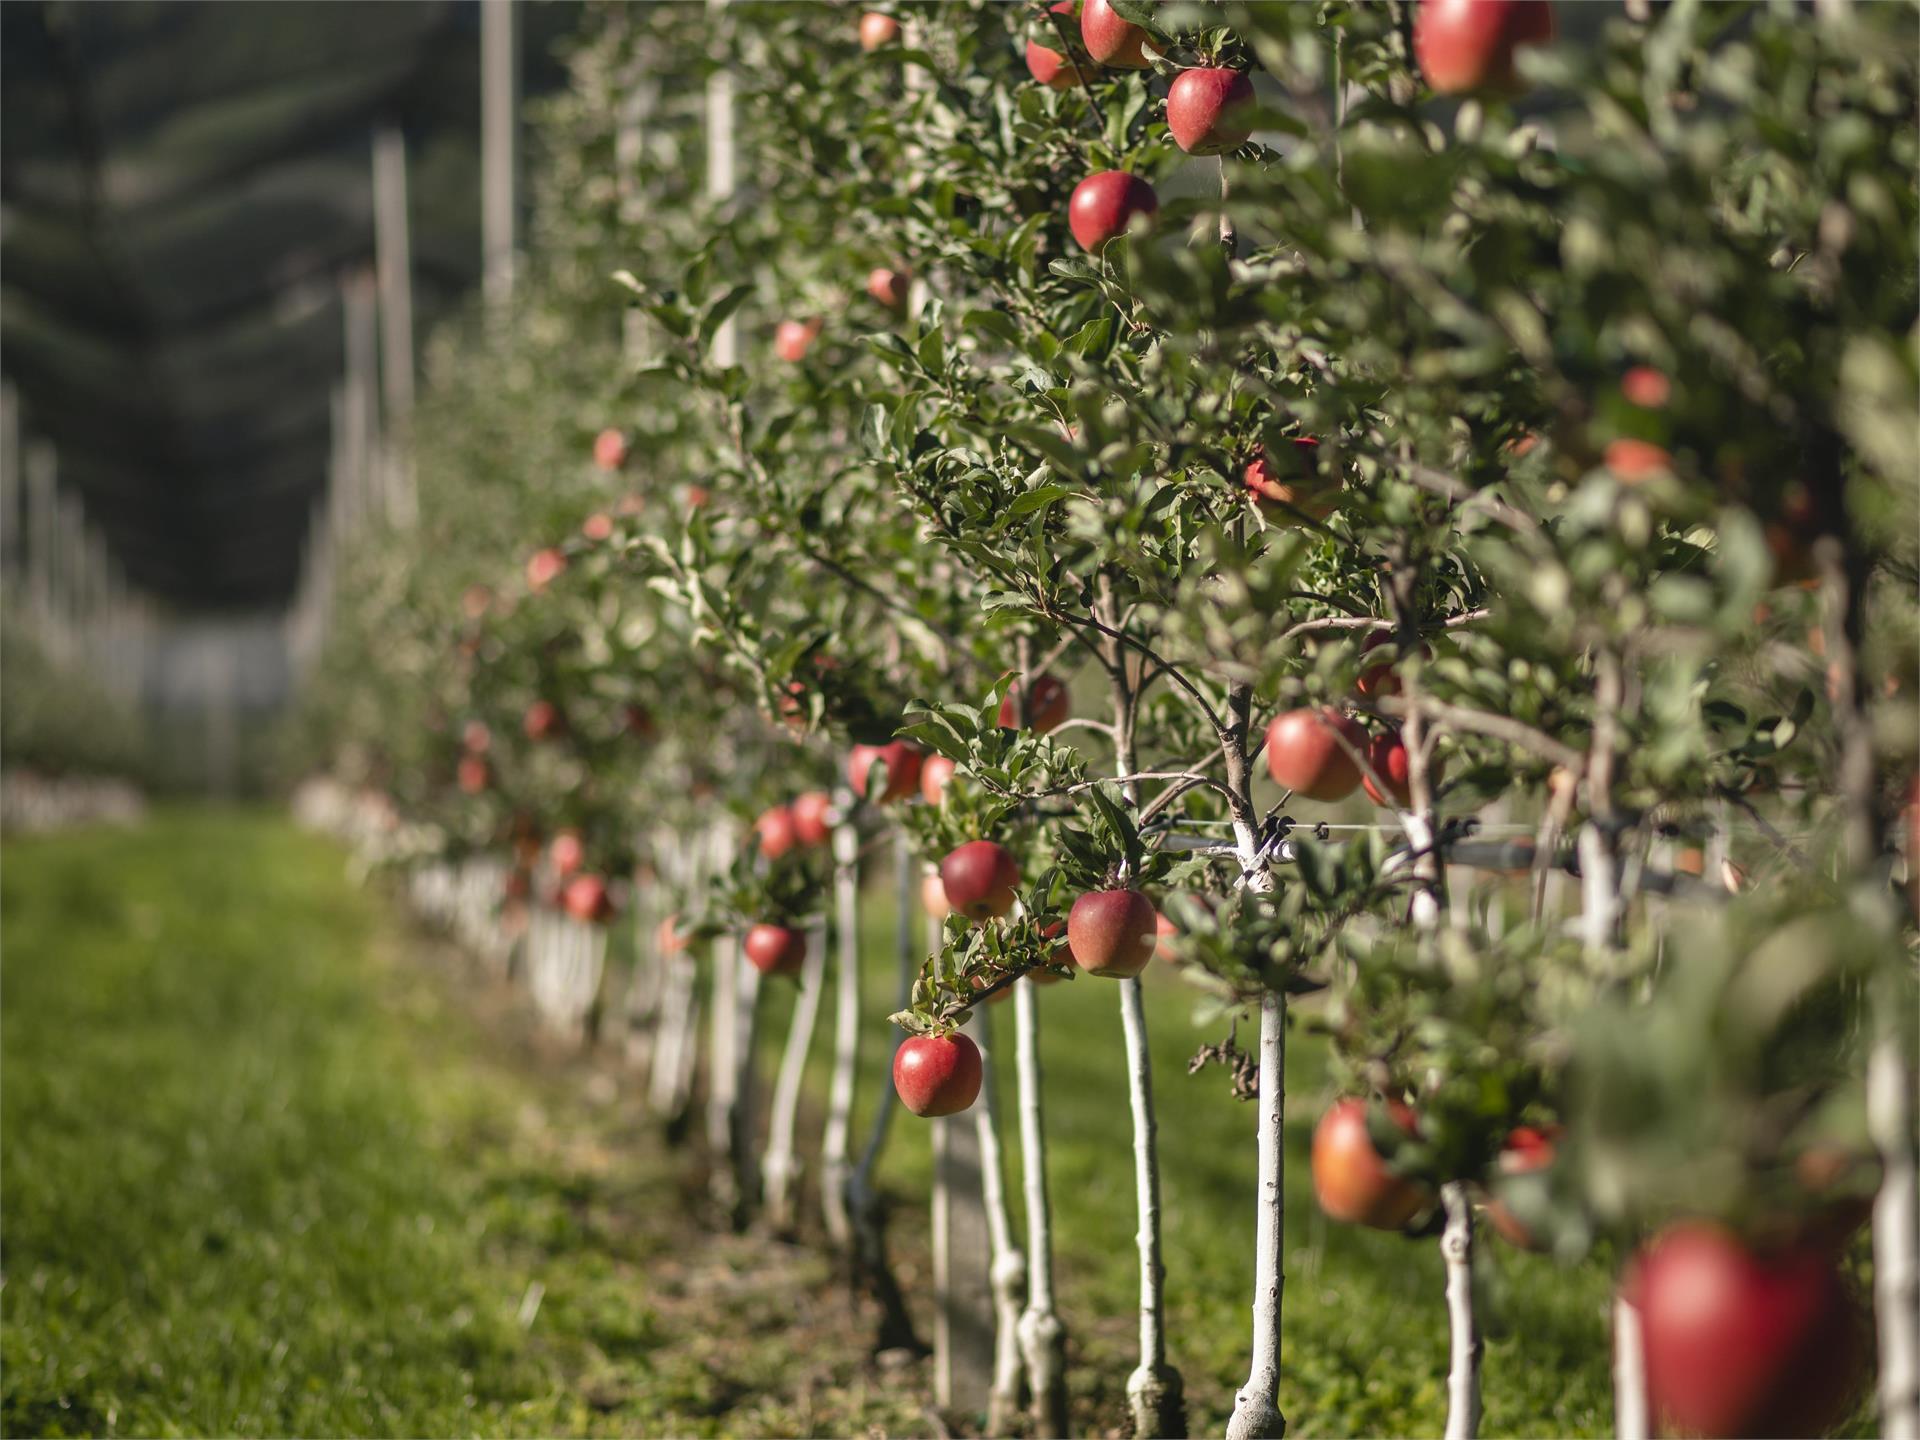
left=562, top=873, right=614, bottom=924
left=1626, top=1222, right=1866, bottom=1440
left=462, top=720, right=492, bottom=754
left=744, top=922, right=807, bottom=978
left=1412, top=0, right=1555, bottom=96
left=920, top=754, right=958, bottom=806
left=526, top=547, right=567, bottom=592
left=1243, top=438, right=1334, bottom=516
left=1067, top=888, right=1158, bottom=978
left=790, top=790, right=833, bottom=847
left=581, top=512, right=614, bottom=542
left=1069, top=170, right=1159, bottom=252
left=774, top=318, right=821, bottom=362
left=893, top=1032, right=984, bottom=1117
left=997, top=672, right=1071, bottom=733
left=1311, top=1097, right=1429, bottom=1229
left=859, top=10, right=900, bottom=50
left=1079, top=0, right=1147, bottom=67
left=1167, top=67, right=1255, bottom=155
left=1265, top=707, right=1365, bottom=801
left=756, top=805, right=799, bottom=859
left=523, top=700, right=565, bottom=742
left=922, top=872, right=952, bottom=920
left=1025, top=1, right=1087, bottom=90
left=940, top=840, right=1021, bottom=921
left=592, top=427, right=629, bottom=471
left=847, top=741, right=924, bottom=804
left=456, top=755, right=491, bottom=794
left=866, top=267, right=910, bottom=311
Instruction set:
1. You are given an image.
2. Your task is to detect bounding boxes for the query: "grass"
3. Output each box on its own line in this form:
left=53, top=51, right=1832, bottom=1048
left=2, top=811, right=1617, bottom=1438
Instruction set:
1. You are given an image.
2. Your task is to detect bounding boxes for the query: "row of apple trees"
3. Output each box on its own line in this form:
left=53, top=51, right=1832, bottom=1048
left=294, top=1, right=1919, bottom=1437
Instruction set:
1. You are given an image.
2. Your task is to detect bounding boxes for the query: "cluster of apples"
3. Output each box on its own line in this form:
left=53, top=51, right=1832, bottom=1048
left=740, top=791, right=836, bottom=978
left=1264, top=633, right=1433, bottom=809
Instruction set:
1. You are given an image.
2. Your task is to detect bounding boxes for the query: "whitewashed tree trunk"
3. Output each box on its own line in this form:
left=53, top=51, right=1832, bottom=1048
left=1440, top=1181, right=1482, bottom=1440
left=729, top=957, right=764, bottom=1225
left=1225, top=985, right=1287, bottom=1440
left=822, top=811, right=861, bottom=1245
left=1012, top=975, right=1068, bottom=1437
left=933, top=913, right=995, bottom=1415
left=763, top=913, right=827, bottom=1235
left=974, top=1005, right=1029, bottom=1436
left=707, top=929, right=740, bottom=1211
left=1119, top=972, right=1182, bottom=1438
left=1612, top=1294, right=1649, bottom=1440
left=1871, top=1006, right=1920, bottom=1440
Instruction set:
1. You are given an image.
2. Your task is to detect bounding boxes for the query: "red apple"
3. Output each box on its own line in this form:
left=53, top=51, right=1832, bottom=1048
left=1485, top=1124, right=1560, bottom=1251
left=1025, top=1, right=1087, bottom=90
left=1243, top=438, right=1335, bottom=517
left=1080, top=0, right=1147, bottom=67
left=791, top=790, right=833, bottom=847
left=1311, top=1097, right=1430, bottom=1229
left=592, top=427, right=629, bottom=471
left=562, top=873, right=614, bottom=924
left=581, top=512, right=614, bottom=542
left=1355, top=631, right=1432, bottom=698
left=1069, top=170, right=1158, bottom=252
left=1361, top=728, right=1442, bottom=808
left=1412, top=0, right=1555, bottom=96
left=1167, top=67, right=1255, bottom=155
left=1626, top=1222, right=1866, bottom=1440
left=847, top=741, right=925, bottom=804
left=1605, top=437, right=1672, bottom=483
left=997, top=672, right=1071, bottom=733
left=920, top=754, right=958, bottom=806
left=922, top=872, right=952, bottom=920
left=756, top=805, right=799, bottom=859
left=1622, top=366, right=1672, bottom=409
left=1067, top=888, right=1157, bottom=978
left=526, top=547, right=567, bottom=592
left=940, top=840, right=1021, bottom=921
left=744, top=922, right=807, bottom=978
left=623, top=703, right=656, bottom=739
left=859, top=10, right=900, bottom=50
left=550, top=829, right=585, bottom=878
left=456, top=755, right=491, bottom=794
left=893, top=1032, right=984, bottom=1117
left=866, top=267, right=909, bottom=311
left=462, top=720, right=492, bottom=754
left=523, top=700, right=565, bottom=742
left=1265, top=707, right=1365, bottom=801
left=774, top=318, right=821, bottom=362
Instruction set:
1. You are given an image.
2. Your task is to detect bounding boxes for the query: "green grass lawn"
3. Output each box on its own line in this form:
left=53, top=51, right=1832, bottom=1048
left=3, top=811, right=1617, bottom=1438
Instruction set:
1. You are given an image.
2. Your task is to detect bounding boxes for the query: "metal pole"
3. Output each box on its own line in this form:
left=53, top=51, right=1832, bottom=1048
left=705, top=0, right=736, bottom=368
left=481, top=0, right=518, bottom=308
left=372, top=125, right=417, bottom=525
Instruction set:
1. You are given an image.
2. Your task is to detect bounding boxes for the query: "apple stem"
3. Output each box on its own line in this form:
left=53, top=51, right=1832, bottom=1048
left=1013, top=973, right=1069, bottom=1437
left=1611, top=1294, right=1649, bottom=1440
left=972, top=1006, right=1031, bottom=1434
left=821, top=810, right=862, bottom=1246
left=763, top=913, right=827, bottom=1236
left=1440, top=1182, right=1482, bottom=1440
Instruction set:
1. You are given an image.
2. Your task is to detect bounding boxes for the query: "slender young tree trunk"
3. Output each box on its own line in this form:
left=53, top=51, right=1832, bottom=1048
left=1440, top=1182, right=1482, bottom=1440
left=1612, top=1295, right=1649, bottom=1440
left=822, top=809, right=860, bottom=1245
left=729, top=957, right=764, bottom=1227
left=763, top=913, right=827, bottom=1235
left=974, top=1005, right=1030, bottom=1436
left=1013, top=975, right=1068, bottom=1437
left=707, top=930, right=741, bottom=1212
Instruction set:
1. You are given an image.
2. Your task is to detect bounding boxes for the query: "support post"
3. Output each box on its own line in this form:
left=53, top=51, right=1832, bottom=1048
left=480, top=0, right=518, bottom=308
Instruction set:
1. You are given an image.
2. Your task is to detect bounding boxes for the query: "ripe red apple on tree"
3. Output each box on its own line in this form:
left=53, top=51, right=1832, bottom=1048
left=525, top=547, right=567, bottom=592
left=1069, top=170, right=1159, bottom=252
left=940, top=839, right=1021, bottom=921
left=581, top=512, right=614, bottom=543
left=774, top=318, right=821, bottom=363
left=462, top=719, right=491, bottom=754
left=920, top=754, right=957, bottom=806
left=858, top=10, right=899, bottom=50
left=997, top=672, right=1071, bottom=733
left=1484, top=1124, right=1560, bottom=1251
left=592, top=427, right=629, bottom=472
left=562, top=873, right=614, bottom=924
left=790, top=790, right=833, bottom=847
left=1605, top=437, right=1673, bottom=482
left=1355, top=631, right=1431, bottom=698
left=1167, top=68, right=1256, bottom=155
left=550, top=829, right=586, bottom=877
left=866, top=267, right=909, bottom=311
left=1067, top=888, right=1158, bottom=978
left=456, top=755, right=491, bottom=794
left=1310, top=1097, right=1430, bottom=1229
left=1361, top=727, right=1443, bottom=808
left=922, top=872, right=952, bottom=920
left=523, top=700, right=565, bottom=742
left=1621, top=366, right=1672, bottom=409
left=744, top=922, right=807, bottom=978
left=1079, top=0, right=1148, bottom=67
left=756, top=805, right=799, bottom=859
left=1625, top=1221, right=1866, bottom=1440
left=1412, top=0, right=1555, bottom=96
left=1243, top=438, right=1336, bottom=517
left=893, top=1031, right=984, bottom=1117
left=1265, top=707, right=1366, bottom=801
left=1025, top=1, right=1087, bottom=90
left=847, top=740, right=924, bottom=803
